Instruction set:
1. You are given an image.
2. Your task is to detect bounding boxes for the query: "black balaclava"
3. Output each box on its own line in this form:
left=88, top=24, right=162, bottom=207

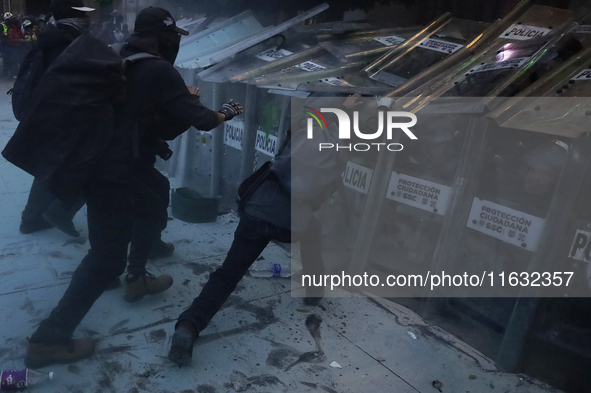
left=157, top=29, right=181, bottom=64
left=133, top=7, right=188, bottom=65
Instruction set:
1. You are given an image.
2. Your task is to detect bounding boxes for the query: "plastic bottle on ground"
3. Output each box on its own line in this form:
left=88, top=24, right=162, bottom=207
left=0, top=369, right=53, bottom=390
left=249, top=260, right=292, bottom=277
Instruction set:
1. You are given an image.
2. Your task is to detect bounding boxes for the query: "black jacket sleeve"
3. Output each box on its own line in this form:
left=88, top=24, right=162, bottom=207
left=160, top=93, right=220, bottom=139
left=138, top=59, right=221, bottom=139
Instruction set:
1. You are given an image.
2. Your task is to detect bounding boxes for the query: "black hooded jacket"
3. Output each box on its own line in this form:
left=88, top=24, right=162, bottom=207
left=96, top=33, right=220, bottom=179
left=11, top=23, right=81, bottom=121
left=119, top=33, right=219, bottom=138
left=2, top=31, right=125, bottom=201
left=3, top=30, right=220, bottom=200
left=36, top=23, right=81, bottom=69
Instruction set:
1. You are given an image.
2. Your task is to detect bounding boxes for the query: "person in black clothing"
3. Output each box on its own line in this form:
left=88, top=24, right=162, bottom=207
left=167, top=95, right=357, bottom=365
left=167, top=134, right=328, bottom=366
left=16, top=1, right=176, bottom=261
left=17, top=0, right=95, bottom=237
left=15, top=0, right=176, bottom=284
left=120, top=115, right=182, bottom=301
left=9, top=6, right=243, bottom=368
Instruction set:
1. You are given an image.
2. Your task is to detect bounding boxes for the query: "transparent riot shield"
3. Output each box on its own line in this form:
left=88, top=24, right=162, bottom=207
left=197, top=41, right=319, bottom=84
left=252, top=51, right=392, bottom=94
left=364, top=114, right=468, bottom=291
left=197, top=20, right=386, bottom=84
left=443, top=31, right=582, bottom=100
left=488, top=93, right=591, bottom=389
left=418, top=35, right=591, bottom=375
left=367, top=18, right=490, bottom=88
left=396, top=4, right=574, bottom=112
left=175, top=11, right=266, bottom=69
left=219, top=85, right=289, bottom=207
left=318, top=26, right=423, bottom=61
left=175, top=4, right=329, bottom=69
left=418, top=117, right=573, bottom=365
left=200, top=21, right=383, bottom=84
left=252, top=13, right=457, bottom=95
left=171, top=81, right=275, bottom=208
left=518, top=137, right=591, bottom=393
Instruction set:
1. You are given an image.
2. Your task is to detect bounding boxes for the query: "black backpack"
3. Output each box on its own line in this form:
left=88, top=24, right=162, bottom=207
left=235, top=131, right=291, bottom=214
left=236, top=161, right=273, bottom=214
left=9, top=38, right=157, bottom=122
left=3, top=33, right=158, bottom=201
left=10, top=45, right=45, bottom=121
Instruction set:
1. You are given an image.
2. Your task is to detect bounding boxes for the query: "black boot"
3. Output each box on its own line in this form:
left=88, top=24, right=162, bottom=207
left=42, top=212, right=80, bottom=237
left=19, top=218, right=53, bottom=234
left=148, top=240, right=175, bottom=259
left=168, top=320, right=198, bottom=366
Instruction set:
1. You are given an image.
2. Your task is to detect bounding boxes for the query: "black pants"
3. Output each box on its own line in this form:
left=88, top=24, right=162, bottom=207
left=21, top=178, right=84, bottom=224
left=127, top=165, right=170, bottom=274
left=30, top=180, right=133, bottom=343
left=2, top=42, right=12, bottom=76
left=177, top=213, right=324, bottom=334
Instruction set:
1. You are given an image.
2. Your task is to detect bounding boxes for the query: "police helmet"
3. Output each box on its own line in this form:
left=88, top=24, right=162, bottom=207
left=523, top=139, right=569, bottom=172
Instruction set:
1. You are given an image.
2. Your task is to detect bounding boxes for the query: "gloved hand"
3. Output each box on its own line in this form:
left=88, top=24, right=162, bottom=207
left=218, top=99, right=244, bottom=121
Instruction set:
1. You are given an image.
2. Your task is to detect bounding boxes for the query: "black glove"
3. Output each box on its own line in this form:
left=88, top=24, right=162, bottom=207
left=218, top=99, right=244, bottom=121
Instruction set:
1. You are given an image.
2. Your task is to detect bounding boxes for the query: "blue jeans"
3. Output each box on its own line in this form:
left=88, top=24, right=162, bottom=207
left=177, top=213, right=324, bottom=333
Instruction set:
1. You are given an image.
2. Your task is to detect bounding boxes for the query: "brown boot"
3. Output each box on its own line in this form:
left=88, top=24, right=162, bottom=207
left=25, top=337, right=96, bottom=369
left=123, top=272, right=173, bottom=303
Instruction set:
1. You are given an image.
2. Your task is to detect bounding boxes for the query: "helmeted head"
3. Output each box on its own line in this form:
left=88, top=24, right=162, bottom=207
left=523, top=139, right=569, bottom=196
left=134, top=7, right=188, bottom=64
left=3, top=12, right=12, bottom=21
left=417, top=114, right=463, bottom=165
left=49, top=0, right=95, bottom=20
left=524, top=139, right=568, bottom=173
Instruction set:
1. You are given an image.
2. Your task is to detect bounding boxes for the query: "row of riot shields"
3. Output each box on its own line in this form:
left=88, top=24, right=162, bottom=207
left=166, top=1, right=591, bottom=391
left=310, top=5, right=591, bottom=391
left=486, top=50, right=591, bottom=392
left=167, top=0, right=567, bottom=201
left=312, top=105, right=589, bottom=392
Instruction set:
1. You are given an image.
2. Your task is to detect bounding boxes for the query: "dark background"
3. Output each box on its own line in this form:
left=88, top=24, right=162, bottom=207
left=164, top=0, right=573, bottom=25
left=18, top=0, right=579, bottom=25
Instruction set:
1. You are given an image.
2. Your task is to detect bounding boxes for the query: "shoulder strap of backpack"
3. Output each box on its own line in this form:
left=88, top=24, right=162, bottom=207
left=109, top=43, right=160, bottom=68
left=123, top=52, right=160, bottom=62
left=121, top=52, right=160, bottom=73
